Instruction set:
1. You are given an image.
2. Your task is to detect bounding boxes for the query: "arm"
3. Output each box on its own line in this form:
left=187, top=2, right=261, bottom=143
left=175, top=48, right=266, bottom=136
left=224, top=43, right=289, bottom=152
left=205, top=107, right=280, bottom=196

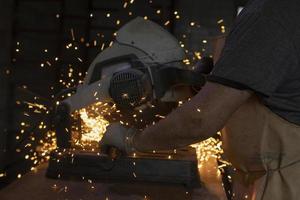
left=133, top=81, right=252, bottom=152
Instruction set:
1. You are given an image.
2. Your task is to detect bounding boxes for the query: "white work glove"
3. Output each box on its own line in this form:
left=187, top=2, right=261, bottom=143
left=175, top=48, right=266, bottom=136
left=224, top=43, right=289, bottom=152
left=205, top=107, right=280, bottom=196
left=100, top=123, right=138, bottom=154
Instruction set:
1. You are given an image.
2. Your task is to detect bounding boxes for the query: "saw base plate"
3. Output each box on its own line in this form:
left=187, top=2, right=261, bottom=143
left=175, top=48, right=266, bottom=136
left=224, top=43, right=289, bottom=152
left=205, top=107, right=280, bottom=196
left=46, top=147, right=200, bottom=188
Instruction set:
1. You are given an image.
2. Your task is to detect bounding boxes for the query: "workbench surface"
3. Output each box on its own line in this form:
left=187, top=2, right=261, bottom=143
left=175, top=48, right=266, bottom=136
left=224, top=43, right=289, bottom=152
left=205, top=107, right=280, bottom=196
left=0, top=157, right=226, bottom=200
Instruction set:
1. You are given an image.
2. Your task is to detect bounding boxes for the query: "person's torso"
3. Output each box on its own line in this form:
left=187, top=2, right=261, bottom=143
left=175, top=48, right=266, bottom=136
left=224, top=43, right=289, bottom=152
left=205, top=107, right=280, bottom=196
left=239, top=0, right=300, bottom=125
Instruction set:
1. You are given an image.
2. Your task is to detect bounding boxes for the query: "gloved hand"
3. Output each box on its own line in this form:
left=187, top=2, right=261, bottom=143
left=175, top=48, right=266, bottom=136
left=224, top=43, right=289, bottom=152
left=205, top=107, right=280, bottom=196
left=100, top=123, right=138, bottom=155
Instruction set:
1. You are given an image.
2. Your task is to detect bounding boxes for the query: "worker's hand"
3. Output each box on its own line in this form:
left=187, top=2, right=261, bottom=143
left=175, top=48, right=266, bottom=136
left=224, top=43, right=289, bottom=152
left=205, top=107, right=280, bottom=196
left=100, top=123, right=138, bottom=155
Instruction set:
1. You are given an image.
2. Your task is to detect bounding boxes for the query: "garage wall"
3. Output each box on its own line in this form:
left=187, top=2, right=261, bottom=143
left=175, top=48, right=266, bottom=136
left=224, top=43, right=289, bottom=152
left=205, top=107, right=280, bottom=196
left=0, top=0, right=14, bottom=178
left=173, top=0, right=236, bottom=57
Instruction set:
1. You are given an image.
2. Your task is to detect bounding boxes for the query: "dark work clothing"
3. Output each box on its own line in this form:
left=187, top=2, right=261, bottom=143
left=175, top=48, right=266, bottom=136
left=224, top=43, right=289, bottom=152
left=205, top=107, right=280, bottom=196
left=208, top=0, right=300, bottom=125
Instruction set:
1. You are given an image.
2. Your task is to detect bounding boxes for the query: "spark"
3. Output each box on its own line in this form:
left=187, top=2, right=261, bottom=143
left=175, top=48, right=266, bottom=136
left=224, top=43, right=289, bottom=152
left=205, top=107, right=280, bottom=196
left=78, top=106, right=109, bottom=146
left=194, top=52, right=202, bottom=60
left=191, top=135, right=224, bottom=169
left=155, top=114, right=165, bottom=119
left=101, top=43, right=105, bottom=50
left=70, top=28, right=75, bottom=41
left=221, top=25, right=226, bottom=33
left=217, top=19, right=224, bottom=24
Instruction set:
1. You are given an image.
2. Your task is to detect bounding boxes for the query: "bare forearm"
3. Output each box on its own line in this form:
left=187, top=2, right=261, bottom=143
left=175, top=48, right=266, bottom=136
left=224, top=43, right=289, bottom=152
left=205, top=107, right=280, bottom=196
left=132, top=82, right=252, bottom=152
left=133, top=98, right=211, bottom=151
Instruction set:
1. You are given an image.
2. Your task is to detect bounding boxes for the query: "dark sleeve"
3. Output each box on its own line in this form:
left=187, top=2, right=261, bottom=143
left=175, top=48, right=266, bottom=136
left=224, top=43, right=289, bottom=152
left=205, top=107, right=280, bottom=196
left=208, top=14, right=296, bottom=97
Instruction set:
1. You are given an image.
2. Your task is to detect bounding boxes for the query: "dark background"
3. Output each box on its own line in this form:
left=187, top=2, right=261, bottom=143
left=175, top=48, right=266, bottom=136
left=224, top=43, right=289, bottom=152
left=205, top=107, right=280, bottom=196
left=0, top=0, right=248, bottom=188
